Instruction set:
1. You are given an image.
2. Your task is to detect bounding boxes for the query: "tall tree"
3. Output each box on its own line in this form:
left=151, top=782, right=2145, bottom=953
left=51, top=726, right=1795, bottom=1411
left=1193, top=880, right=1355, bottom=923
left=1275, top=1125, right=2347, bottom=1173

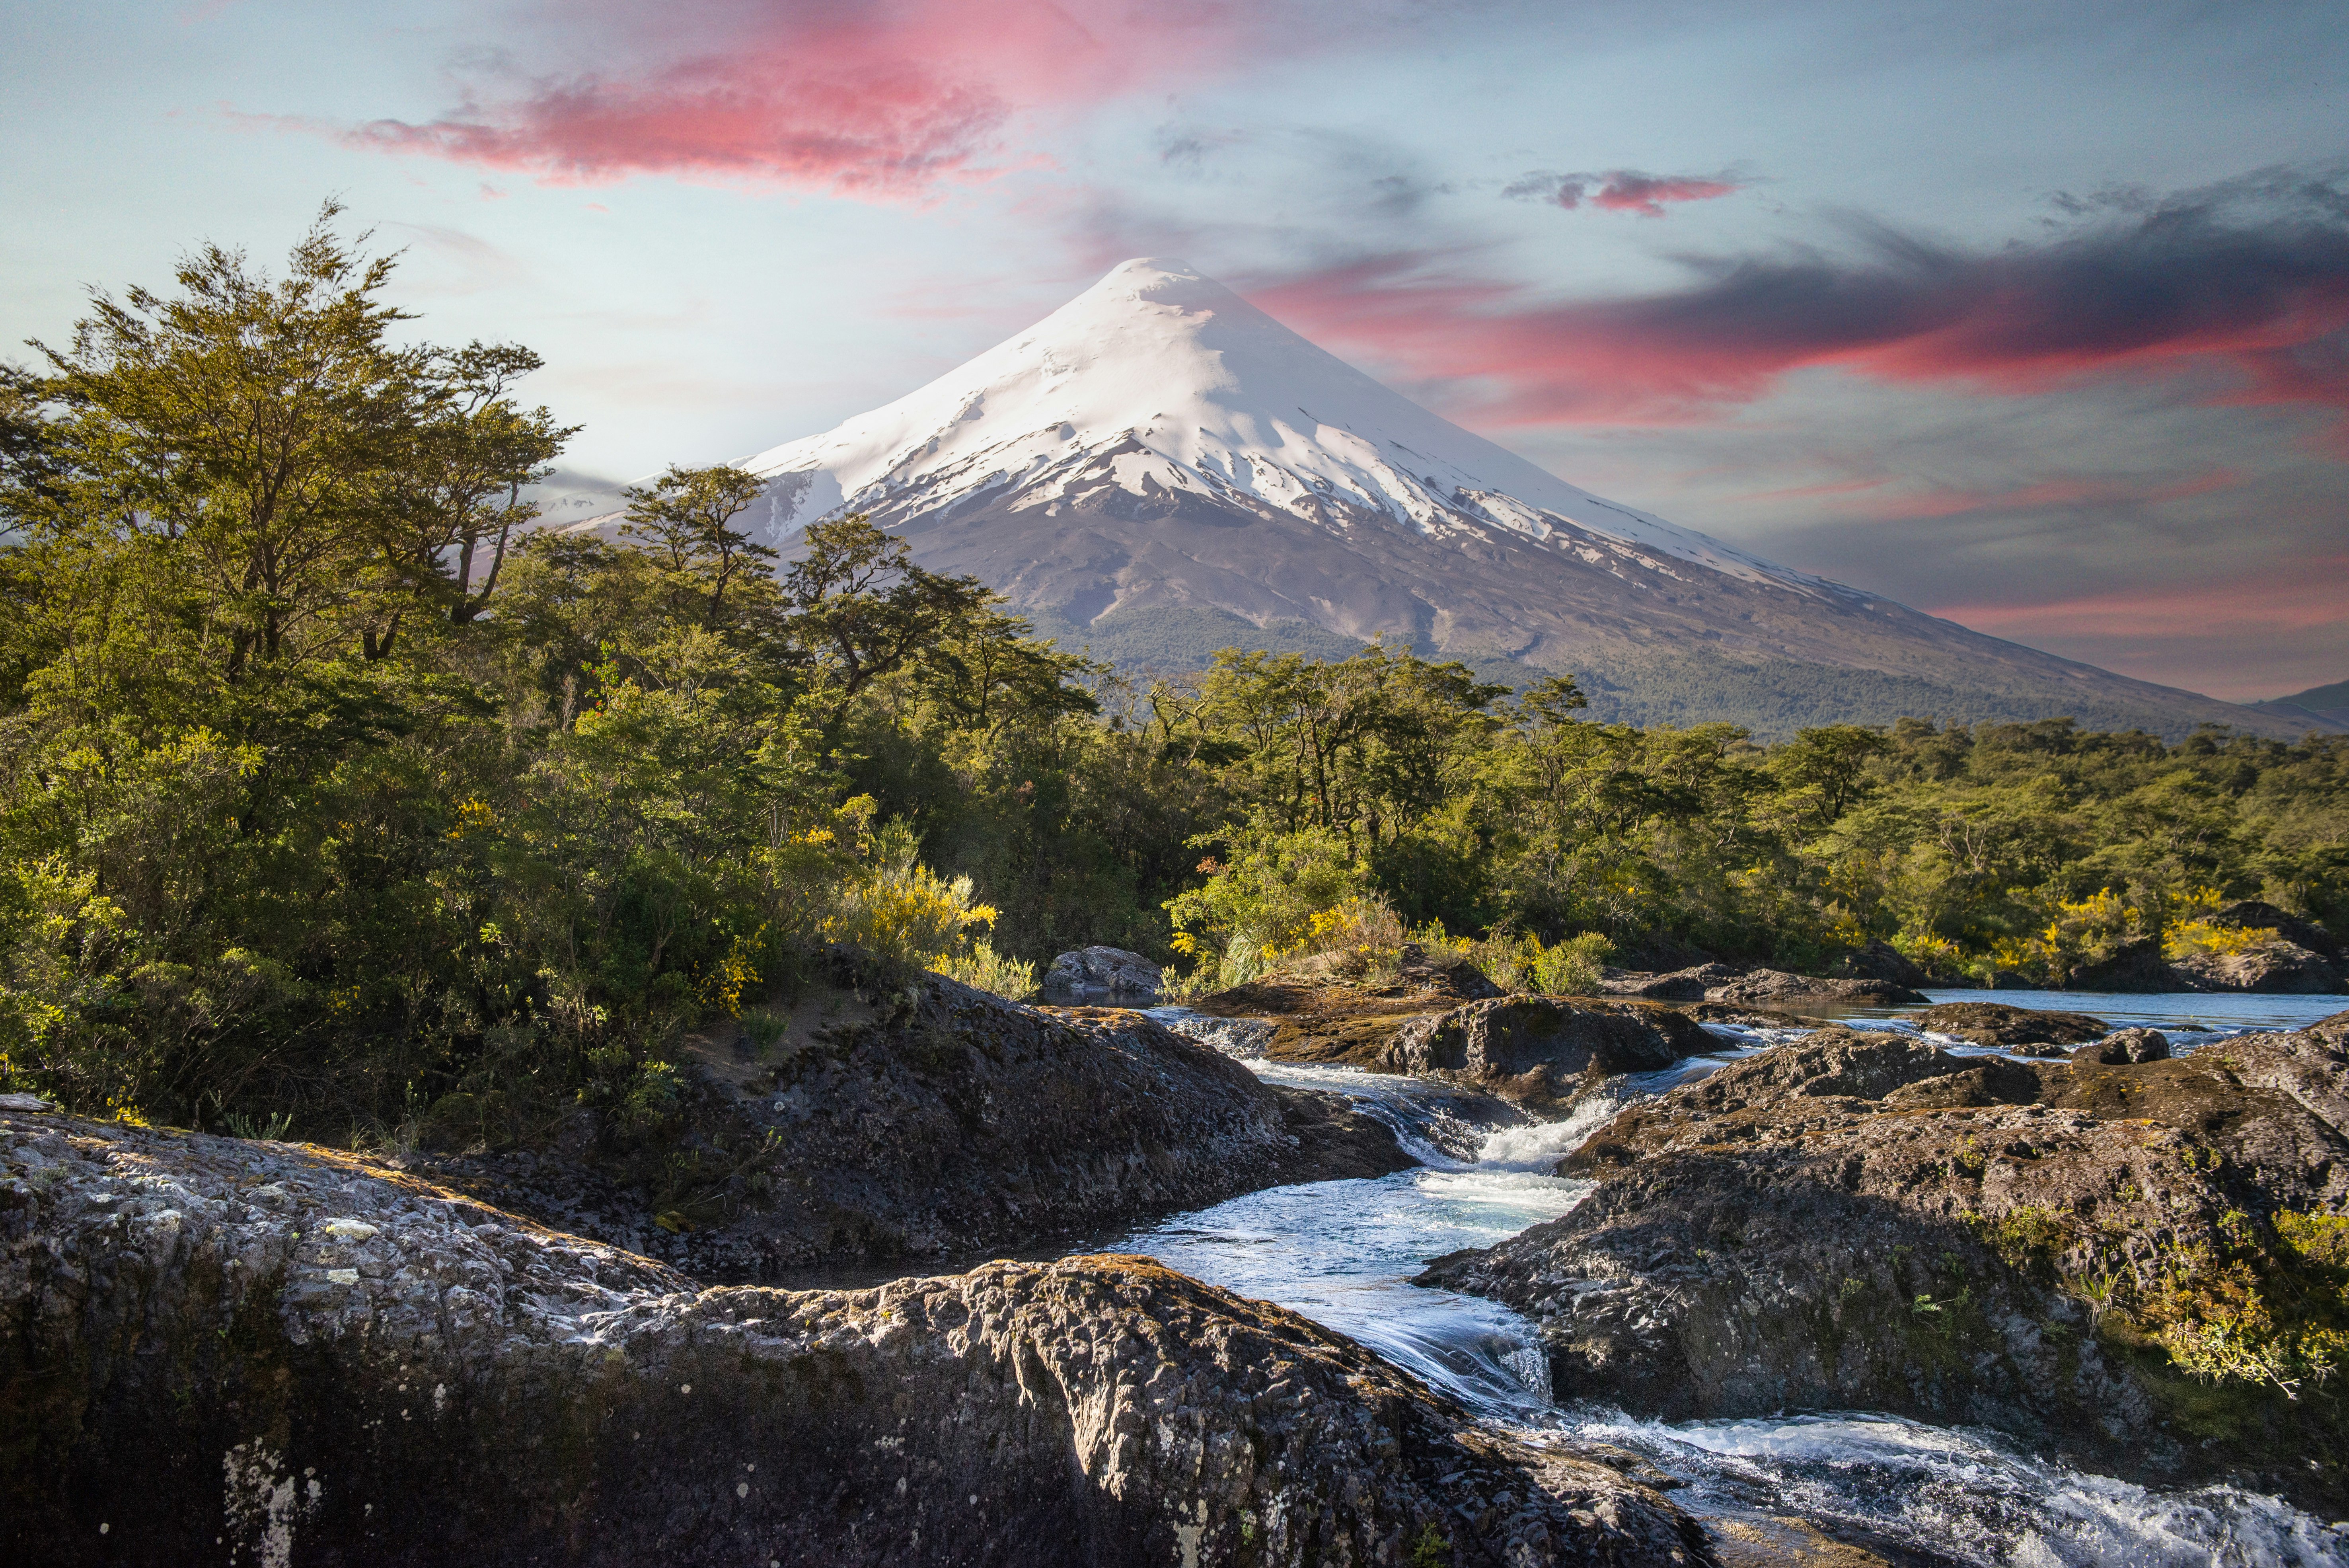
left=617, top=464, right=775, bottom=627
left=33, top=201, right=427, bottom=681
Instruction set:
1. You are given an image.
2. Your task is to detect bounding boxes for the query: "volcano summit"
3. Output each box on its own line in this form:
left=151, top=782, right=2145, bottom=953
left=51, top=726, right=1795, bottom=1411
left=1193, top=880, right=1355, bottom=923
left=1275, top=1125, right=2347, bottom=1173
left=730, top=259, right=2279, bottom=737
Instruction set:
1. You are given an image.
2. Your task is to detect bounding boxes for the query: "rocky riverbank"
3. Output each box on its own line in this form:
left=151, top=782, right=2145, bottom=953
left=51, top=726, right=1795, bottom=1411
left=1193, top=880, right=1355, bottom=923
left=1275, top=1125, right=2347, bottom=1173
left=1418, top=1013, right=2349, bottom=1515
left=402, top=954, right=1407, bottom=1283
left=0, top=1108, right=1708, bottom=1567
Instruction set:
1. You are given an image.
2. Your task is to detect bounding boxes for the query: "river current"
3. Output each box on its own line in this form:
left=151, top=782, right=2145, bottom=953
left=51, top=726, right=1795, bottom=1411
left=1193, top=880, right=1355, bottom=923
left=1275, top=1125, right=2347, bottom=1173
left=1115, top=993, right=2349, bottom=1567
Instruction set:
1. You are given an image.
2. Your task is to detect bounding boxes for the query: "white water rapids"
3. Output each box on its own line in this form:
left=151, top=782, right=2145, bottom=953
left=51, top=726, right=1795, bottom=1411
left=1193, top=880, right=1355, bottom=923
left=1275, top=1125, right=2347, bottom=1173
left=1116, top=995, right=2349, bottom=1567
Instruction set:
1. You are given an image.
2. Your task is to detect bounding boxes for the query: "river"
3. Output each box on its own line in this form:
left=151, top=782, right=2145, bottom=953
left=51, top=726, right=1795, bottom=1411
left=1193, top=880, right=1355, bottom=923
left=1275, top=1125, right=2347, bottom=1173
left=1116, top=993, right=2349, bottom=1567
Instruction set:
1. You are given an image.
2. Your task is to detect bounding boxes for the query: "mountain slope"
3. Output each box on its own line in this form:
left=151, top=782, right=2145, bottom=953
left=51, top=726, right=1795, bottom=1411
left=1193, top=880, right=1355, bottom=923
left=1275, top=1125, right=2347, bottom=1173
left=2245, top=678, right=2349, bottom=733
left=733, top=259, right=2290, bottom=739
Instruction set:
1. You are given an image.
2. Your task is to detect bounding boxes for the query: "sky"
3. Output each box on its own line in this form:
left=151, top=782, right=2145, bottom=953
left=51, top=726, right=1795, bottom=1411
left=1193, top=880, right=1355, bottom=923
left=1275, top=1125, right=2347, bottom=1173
left=4, top=0, right=2346, bottom=702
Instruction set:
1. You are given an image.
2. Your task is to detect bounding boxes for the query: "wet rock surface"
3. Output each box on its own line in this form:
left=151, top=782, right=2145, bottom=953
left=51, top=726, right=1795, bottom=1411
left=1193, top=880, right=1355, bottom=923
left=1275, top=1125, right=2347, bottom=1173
left=1381, top=999, right=1708, bottom=1108
left=405, top=961, right=1407, bottom=1283
left=0, top=1111, right=1709, bottom=1567
left=1419, top=1021, right=2349, bottom=1513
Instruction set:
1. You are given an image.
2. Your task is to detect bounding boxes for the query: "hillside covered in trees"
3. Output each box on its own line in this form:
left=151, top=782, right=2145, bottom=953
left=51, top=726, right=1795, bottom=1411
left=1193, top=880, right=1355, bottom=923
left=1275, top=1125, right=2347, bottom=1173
left=2, top=213, right=2343, bottom=1142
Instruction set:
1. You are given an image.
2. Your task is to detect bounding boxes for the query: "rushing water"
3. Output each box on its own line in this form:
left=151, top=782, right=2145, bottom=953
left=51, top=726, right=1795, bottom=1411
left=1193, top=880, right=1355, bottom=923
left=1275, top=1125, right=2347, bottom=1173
left=1120, top=997, right=2349, bottom=1567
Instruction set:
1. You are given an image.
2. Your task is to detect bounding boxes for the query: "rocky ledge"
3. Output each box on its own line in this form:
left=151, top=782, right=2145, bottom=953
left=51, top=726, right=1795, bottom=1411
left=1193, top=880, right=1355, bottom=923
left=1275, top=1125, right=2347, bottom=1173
left=1907, top=1001, right=2109, bottom=1051
left=1380, top=999, right=1712, bottom=1110
left=405, top=958, right=1406, bottom=1283
left=0, top=1110, right=1707, bottom=1567
left=1419, top=1015, right=2349, bottom=1515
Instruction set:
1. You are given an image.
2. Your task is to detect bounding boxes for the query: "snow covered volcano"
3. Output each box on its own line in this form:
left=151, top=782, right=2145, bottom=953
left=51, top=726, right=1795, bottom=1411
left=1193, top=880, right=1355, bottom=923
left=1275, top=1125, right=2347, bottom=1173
left=728, top=259, right=2282, bottom=737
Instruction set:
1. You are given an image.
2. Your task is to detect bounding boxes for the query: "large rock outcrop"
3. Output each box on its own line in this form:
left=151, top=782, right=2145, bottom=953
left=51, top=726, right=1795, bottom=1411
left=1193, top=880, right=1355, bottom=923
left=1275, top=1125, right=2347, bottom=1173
left=411, top=963, right=1404, bottom=1282
left=0, top=1110, right=1708, bottom=1567
left=1909, top=1002, right=2108, bottom=1049
left=1419, top=1021, right=2349, bottom=1514
left=1381, top=999, right=1708, bottom=1107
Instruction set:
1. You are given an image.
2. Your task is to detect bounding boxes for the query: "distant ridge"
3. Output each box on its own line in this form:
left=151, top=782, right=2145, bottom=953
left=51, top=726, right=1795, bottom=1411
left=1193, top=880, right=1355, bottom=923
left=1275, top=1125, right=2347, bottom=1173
left=2244, top=678, right=2349, bottom=733
left=715, top=258, right=2301, bottom=741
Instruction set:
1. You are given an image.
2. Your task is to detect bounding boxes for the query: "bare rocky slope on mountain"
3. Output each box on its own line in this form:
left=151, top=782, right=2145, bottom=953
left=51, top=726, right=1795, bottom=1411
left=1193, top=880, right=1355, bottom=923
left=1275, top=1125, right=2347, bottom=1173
left=720, top=258, right=2291, bottom=741
left=1419, top=1017, right=2349, bottom=1515
left=401, top=953, right=1406, bottom=1284
left=0, top=1109, right=1712, bottom=1567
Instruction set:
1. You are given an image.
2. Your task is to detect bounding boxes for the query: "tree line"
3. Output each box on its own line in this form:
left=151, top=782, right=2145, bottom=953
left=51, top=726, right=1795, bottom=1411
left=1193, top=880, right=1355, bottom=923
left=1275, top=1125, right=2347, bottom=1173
left=2, top=211, right=2341, bottom=1142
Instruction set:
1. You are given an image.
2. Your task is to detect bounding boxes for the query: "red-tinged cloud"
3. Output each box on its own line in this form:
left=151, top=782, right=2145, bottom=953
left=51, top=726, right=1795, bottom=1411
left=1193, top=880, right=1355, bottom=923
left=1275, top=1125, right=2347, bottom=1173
left=319, top=0, right=1301, bottom=197
left=1252, top=173, right=2349, bottom=429
left=1592, top=175, right=1739, bottom=216
left=1506, top=169, right=1743, bottom=218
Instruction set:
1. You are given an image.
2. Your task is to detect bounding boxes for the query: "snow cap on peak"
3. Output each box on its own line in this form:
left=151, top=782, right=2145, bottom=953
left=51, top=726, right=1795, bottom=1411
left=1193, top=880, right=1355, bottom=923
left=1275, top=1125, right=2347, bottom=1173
left=734, top=255, right=1809, bottom=590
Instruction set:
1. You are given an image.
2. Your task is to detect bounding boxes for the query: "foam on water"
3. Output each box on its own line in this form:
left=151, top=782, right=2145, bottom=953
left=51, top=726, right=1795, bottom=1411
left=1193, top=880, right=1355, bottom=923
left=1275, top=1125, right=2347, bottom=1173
left=1117, top=1000, right=2349, bottom=1565
left=1566, top=1411, right=2346, bottom=1566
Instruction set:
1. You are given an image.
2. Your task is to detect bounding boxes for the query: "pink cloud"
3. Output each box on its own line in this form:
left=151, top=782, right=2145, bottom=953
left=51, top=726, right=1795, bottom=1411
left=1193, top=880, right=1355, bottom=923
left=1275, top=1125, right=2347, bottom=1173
left=1244, top=191, right=2349, bottom=430
left=318, top=0, right=1301, bottom=198
left=1507, top=168, right=1744, bottom=218
left=1586, top=173, right=1740, bottom=217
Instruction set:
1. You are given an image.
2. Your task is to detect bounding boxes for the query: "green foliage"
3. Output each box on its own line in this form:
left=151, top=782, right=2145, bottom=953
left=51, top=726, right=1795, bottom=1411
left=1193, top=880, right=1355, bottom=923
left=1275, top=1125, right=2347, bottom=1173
left=929, top=941, right=1038, bottom=1001
left=1531, top=932, right=1615, bottom=996
left=2, top=204, right=2343, bottom=1158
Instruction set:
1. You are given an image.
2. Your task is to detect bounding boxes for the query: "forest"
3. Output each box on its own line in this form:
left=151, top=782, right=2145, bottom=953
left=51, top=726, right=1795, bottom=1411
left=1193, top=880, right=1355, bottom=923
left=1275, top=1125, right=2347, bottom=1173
left=3, top=212, right=2344, bottom=1141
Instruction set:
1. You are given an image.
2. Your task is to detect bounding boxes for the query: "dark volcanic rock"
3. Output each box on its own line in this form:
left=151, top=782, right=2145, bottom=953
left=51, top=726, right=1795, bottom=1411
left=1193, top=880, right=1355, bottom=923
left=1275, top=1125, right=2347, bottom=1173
left=0, top=1111, right=1707, bottom=1568
left=1274, top=1089, right=1421, bottom=1180
left=2074, top=1027, right=2170, bottom=1065
left=412, top=961, right=1401, bottom=1282
left=2213, top=1009, right=2349, bottom=1131
left=1381, top=999, right=1707, bottom=1106
left=1419, top=1028, right=2349, bottom=1513
left=2175, top=939, right=2342, bottom=994
left=1909, top=1001, right=2108, bottom=1048
left=1701, top=970, right=1928, bottom=1007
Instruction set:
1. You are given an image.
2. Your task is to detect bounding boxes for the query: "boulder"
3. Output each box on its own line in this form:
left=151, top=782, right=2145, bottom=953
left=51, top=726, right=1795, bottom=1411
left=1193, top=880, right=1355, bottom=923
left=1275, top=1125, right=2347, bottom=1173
left=1701, top=970, right=1927, bottom=1007
left=0, top=1110, right=1706, bottom=1567
left=1040, top=944, right=1163, bottom=999
left=1420, top=1025, right=2349, bottom=1514
left=2074, top=1026, right=2170, bottom=1065
left=1909, top=1001, right=2108, bottom=1048
left=1381, top=998, right=1707, bottom=1105
left=2174, top=939, right=2342, bottom=994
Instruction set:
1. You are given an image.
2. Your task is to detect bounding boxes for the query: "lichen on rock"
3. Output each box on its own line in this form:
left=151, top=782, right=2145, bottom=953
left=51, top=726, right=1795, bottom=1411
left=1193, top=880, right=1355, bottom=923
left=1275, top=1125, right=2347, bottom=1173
left=1420, top=1016, right=2349, bottom=1514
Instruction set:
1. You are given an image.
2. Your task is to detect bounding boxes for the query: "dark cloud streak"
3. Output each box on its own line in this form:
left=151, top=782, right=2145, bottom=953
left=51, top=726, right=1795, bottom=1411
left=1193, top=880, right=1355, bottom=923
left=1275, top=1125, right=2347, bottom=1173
left=1250, top=169, right=2349, bottom=428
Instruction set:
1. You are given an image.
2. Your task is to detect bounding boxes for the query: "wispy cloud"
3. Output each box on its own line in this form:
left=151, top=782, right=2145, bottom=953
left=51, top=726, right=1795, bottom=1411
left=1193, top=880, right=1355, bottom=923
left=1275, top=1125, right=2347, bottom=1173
left=289, top=0, right=1346, bottom=199
left=1246, top=170, right=2349, bottom=429
left=1504, top=168, right=1743, bottom=217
